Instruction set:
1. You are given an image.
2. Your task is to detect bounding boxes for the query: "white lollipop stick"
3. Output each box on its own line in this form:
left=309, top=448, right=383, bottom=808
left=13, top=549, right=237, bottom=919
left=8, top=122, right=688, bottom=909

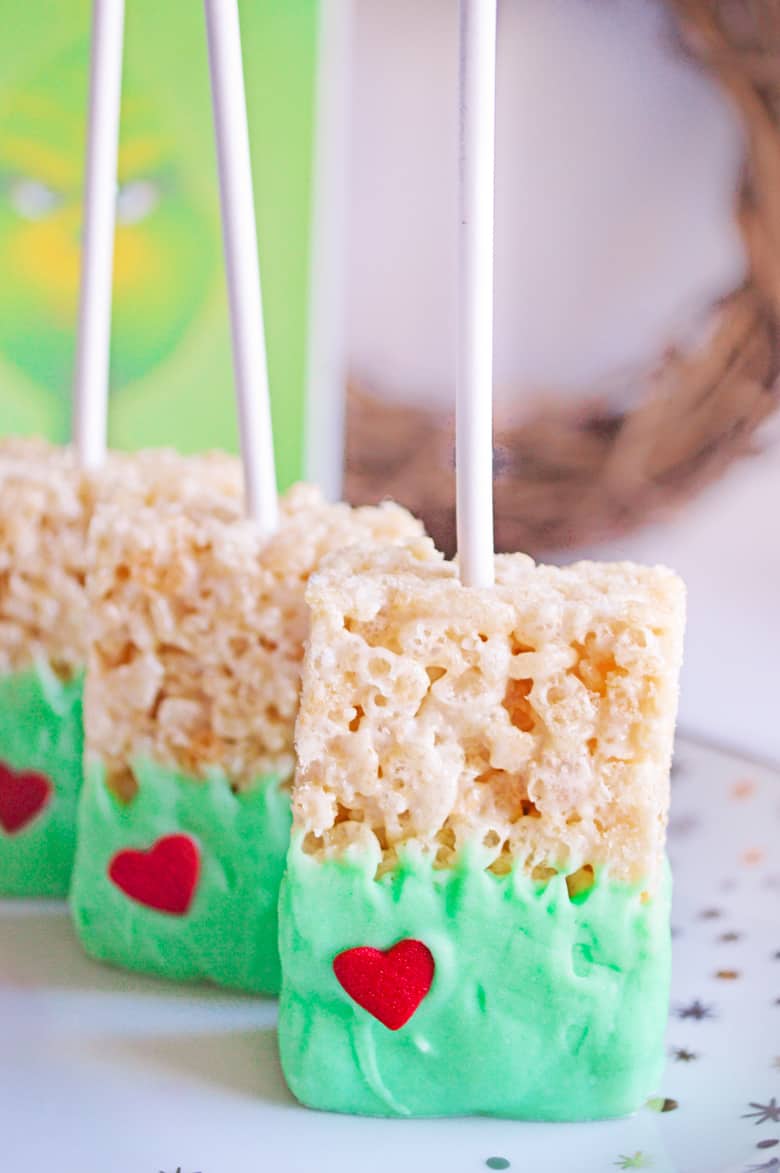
left=304, top=0, right=353, bottom=501
left=72, top=0, right=125, bottom=469
left=457, top=0, right=497, bottom=588
left=205, top=0, right=279, bottom=534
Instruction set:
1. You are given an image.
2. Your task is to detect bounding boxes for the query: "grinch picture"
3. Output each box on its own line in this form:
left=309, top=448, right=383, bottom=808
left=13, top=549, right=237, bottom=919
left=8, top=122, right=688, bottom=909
left=0, top=40, right=216, bottom=432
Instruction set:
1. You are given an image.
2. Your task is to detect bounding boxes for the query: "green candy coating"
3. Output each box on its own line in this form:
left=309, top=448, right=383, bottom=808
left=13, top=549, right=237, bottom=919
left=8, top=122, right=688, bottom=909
left=279, top=837, right=672, bottom=1120
left=70, top=758, right=291, bottom=993
left=0, top=663, right=84, bottom=896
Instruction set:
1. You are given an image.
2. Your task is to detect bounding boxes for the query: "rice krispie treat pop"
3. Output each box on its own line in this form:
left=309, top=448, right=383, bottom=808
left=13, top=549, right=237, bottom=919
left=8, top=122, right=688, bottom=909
left=0, top=5, right=221, bottom=897
left=69, top=487, right=423, bottom=991
left=0, top=438, right=241, bottom=897
left=70, top=11, right=425, bottom=992
left=278, top=541, right=684, bottom=1117
left=278, top=3, right=685, bottom=1119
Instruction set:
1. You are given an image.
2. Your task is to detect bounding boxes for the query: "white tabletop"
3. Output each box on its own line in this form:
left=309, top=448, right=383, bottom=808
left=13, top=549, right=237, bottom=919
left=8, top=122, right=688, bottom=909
left=2, top=736, right=778, bottom=1173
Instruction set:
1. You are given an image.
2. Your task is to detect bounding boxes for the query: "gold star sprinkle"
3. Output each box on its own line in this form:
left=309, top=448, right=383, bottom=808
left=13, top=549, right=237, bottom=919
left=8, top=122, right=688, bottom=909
left=646, top=1096, right=678, bottom=1113
left=615, top=1154, right=653, bottom=1170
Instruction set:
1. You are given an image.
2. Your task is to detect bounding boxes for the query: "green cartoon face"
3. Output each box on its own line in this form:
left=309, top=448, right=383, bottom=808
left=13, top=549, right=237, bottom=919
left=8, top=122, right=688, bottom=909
left=0, top=42, right=216, bottom=406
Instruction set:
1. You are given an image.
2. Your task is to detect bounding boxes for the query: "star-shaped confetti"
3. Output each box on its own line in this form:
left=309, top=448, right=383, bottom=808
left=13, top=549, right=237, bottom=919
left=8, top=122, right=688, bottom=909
left=719, top=931, right=742, bottom=943
left=671, top=1047, right=698, bottom=1062
left=676, top=999, right=715, bottom=1021
left=614, top=1154, right=652, bottom=1170
left=743, top=1099, right=780, bottom=1125
left=743, top=848, right=765, bottom=867
left=700, top=907, right=723, bottom=920
left=716, top=969, right=740, bottom=980
left=730, top=778, right=756, bottom=800
left=646, top=1096, right=678, bottom=1113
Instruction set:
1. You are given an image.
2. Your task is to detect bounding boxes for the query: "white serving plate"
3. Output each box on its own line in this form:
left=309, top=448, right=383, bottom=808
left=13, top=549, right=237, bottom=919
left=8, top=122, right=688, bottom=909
left=1, top=736, right=778, bottom=1173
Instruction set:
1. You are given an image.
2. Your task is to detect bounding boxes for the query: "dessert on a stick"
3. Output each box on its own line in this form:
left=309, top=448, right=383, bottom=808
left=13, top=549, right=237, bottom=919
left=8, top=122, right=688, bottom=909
left=278, top=0, right=685, bottom=1118
left=1, top=3, right=122, bottom=896
left=0, top=6, right=244, bottom=896
left=70, top=0, right=423, bottom=991
left=279, top=540, right=684, bottom=1117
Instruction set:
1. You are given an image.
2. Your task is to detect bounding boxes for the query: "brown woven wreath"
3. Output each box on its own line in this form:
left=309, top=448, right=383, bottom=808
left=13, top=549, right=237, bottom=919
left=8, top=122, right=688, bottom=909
left=344, top=0, right=780, bottom=556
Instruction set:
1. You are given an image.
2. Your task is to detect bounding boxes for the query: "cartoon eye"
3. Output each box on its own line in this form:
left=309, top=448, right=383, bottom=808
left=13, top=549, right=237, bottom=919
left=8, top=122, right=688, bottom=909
left=116, top=179, right=160, bottom=225
left=9, top=178, right=61, bottom=220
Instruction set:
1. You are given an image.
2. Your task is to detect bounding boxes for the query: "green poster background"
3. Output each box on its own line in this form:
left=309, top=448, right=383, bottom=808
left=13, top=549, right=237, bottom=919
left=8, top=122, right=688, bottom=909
left=0, top=0, right=316, bottom=488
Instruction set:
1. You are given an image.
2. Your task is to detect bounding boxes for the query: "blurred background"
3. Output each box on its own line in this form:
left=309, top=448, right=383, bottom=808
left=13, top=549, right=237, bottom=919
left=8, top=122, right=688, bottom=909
left=0, top=0, right=316, bottom=487
left=0, top=0, right=778, bottom=760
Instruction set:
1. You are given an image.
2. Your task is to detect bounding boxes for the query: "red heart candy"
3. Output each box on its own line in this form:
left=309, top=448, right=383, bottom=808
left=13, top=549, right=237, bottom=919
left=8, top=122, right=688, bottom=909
left=0, top=761, right=52, bottom=834
left=333, top=938, right=435, bottom=1030
left=108, top=834, right=200, bottom=916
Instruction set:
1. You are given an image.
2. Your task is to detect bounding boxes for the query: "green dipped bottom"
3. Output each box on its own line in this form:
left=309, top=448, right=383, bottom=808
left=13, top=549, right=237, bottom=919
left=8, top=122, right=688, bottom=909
left=278, top=838, right=672, bottom=1119
left=70, top=759, right=291, bottom=993
left=0, top=663, right=84, bottom=896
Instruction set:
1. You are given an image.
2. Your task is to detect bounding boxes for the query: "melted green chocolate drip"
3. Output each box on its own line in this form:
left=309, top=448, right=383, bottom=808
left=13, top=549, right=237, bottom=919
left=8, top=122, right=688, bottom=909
left=279, top=838, right=671, bottom=1119
left=70, top=758, right=291, bottom=993
left=0, top=662, right=84, bottom=896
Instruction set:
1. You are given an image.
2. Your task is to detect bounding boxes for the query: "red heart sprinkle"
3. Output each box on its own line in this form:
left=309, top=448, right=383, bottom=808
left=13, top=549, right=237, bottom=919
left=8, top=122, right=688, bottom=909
left=333, top=938, right=435, bottom=1030
left=0, top=761, right=52, bottom=834
left=108, top=834, right=200, bottom=916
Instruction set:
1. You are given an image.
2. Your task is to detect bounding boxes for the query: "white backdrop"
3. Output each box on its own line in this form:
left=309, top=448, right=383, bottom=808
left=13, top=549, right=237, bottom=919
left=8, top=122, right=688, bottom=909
left=340, top=0, right=780, bottom=762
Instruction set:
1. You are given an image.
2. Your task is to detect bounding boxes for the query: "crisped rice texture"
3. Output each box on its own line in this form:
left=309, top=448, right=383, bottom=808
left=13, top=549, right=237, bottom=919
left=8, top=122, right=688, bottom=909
left=0, top=438, right=242, bottom=676
left=0, top=439, right=88, bottom=675
left=293, top=541, right=685, bottom=888
left=85, top=485, right=424, bottom=799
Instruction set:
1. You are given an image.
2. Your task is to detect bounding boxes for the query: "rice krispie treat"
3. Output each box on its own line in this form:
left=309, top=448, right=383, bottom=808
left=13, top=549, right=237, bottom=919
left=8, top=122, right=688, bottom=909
left=69, top=486, right=424, bottom=993
left=278, top=540, right=685, bottom=1119
left=0, top=438, right=241, bottom=896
